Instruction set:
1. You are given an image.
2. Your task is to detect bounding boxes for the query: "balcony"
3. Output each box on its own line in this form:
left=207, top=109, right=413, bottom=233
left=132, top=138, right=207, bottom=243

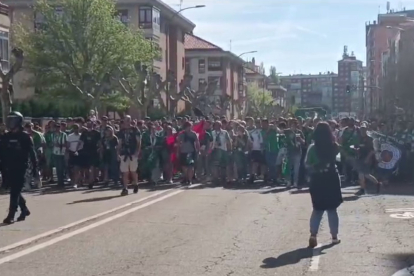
left=0, top=3, right=8, bottom=16
left=138, top=6, right=160, bottom=38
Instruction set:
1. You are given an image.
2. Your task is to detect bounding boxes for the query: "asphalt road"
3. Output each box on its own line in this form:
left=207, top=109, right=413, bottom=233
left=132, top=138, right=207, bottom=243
left=0, top=183, right=414, bottom=276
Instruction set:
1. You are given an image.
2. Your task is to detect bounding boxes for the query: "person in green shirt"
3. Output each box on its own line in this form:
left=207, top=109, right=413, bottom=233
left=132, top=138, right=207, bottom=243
left=24, top=122, right=45, bottom=189
left=285, top=118, right=305, bottom=188
left=25, top=122, right=45, bottom=154
left=305, top=122, right=342, bottom=248
left=262, top=119, right=279, bottom=183
left=141, top=122, right=164, bottom=184
left=276, top=121, right=288, bottom=183
left=338, top=119, right=359, bottom=183
left=44, top=121, right=56, bottom=183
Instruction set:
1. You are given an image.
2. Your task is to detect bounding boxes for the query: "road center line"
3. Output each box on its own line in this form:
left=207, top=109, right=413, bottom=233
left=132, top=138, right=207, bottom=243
left=0, top=189, right=184, bottom=265
left=308, top=244, right=322, bottom=271
left=0, top=188, right=174, bottom=254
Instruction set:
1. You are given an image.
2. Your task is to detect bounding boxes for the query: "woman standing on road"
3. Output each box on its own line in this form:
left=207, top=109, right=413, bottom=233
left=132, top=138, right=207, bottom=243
left=305, top=122, right=343, bottom=248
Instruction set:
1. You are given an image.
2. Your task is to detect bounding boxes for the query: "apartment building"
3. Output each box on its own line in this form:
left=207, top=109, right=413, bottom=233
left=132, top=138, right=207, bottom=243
left=4, top=0, right=195, bottom=113
left=244, top=58, right=266, bottom=87
left=365, top=8, right=414, bottom=115
left=280, top=72, right=337, bottom=111
left=184, top=33, right=244, bottom=118
left=336, top=48, right=364, bottom=114
left=0, top=3, right=9, bottom=74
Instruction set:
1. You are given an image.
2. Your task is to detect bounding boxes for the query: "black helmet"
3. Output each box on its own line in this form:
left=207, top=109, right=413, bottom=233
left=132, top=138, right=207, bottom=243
left=6, top=111, right=24, bottom=130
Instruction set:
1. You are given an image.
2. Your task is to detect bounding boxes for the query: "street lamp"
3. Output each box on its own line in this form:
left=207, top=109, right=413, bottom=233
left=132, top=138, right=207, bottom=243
left=165, top=4, right=206, bottom=113
left=176, top=5, right=206, bottom=15
left=238, top=50, right=257, bottom=57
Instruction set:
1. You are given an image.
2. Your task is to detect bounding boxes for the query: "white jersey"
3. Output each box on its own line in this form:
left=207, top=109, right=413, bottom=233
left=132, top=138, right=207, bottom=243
left=249, top=128, right=263, bottom=151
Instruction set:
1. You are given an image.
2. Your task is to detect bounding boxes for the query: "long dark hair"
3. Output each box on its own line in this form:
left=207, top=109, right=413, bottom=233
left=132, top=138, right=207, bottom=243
left=313, top=122, right=338, bottom=164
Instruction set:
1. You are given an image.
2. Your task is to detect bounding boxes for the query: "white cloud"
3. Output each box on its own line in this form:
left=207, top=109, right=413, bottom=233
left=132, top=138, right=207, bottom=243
left=230, top=34, right=300, bottom=46
left=295, top=26, right=328, bottom=38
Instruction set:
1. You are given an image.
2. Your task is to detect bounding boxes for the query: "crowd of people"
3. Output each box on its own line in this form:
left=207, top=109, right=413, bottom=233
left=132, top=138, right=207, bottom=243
left=1, top=110, right=411, bottom=244
left=0, top=112, right=404, bottom=196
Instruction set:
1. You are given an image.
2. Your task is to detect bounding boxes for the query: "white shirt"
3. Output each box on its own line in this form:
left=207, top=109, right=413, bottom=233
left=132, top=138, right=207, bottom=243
left=212, top=130, right=230, bottom=151
left=249, top=128, right=263, bottom=151
left=67, top=133, right=82, bottom=152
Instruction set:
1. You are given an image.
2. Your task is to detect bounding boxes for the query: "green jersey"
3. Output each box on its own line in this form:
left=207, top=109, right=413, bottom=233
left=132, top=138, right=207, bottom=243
left=31, top=130, right=45, bottom=151
left=262, top=128, right=279, bottom=152
left=340, top=127, right=359, bottom=156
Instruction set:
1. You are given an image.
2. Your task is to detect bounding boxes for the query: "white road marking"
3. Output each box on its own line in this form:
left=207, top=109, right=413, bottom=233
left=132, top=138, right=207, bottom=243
left=386, top=208, right=414, bottom=213
left=0, top=189, right=174, bottom=254
left=308, top=244, right=322, bottom=271
left=392, top=265, right=414, bottom=276
left=0, top=189, right=184, bottom=265
left=389, top=212, right=414, bottom=219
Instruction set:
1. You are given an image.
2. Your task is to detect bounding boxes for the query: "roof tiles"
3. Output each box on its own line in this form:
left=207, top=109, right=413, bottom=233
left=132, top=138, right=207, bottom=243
left=184, top=33, right=222, bottom=50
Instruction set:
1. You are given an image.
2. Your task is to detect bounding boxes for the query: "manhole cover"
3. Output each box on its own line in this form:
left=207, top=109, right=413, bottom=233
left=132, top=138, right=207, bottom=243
left=392, top=266, right=414, bottom=276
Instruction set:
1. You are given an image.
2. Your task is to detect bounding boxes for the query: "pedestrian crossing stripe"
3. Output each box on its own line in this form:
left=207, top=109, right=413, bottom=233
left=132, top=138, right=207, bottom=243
left=386, top=208, right=414, bottom=213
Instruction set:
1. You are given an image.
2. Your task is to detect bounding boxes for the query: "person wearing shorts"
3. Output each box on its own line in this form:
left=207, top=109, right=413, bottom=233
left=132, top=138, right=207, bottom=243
left=354, top=124, right=380, bottom=195
left=248, top=119, right=264, bottom=182
left=117, top=115, right=141, bottom=196
left=177, top=121, right=200, bottom=185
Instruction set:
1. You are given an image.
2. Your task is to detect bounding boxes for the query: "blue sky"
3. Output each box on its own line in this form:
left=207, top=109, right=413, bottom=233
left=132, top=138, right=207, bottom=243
left=163, top=0, right=414, bottom=75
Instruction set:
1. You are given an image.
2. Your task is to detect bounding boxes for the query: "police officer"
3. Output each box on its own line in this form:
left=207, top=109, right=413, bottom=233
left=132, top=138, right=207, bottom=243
left=1, top=111, right=37, bottom=224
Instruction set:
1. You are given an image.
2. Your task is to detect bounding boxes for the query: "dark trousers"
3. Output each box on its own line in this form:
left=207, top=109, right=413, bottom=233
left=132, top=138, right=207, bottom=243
left=53, top=155, right=66, bottom=187
left=0, top=167, right=8, bottom=190
left=4, top=168, right=27, bottom=216
left=298, top=147, right=307, bottom=186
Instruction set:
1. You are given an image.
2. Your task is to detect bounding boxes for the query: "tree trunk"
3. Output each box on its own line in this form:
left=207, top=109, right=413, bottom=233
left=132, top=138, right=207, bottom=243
left=169, top=100, right=177, bottom=116
left=1, top=83, right=11, bottom=123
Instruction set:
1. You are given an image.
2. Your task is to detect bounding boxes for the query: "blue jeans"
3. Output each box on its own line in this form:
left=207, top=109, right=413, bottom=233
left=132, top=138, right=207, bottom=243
left=310, top=209, right=339, bottom=237
left=288, top=153, right=301, bottom=185
left=265, top=151, right=278, bottom=180
left=53, top=154, right=66, bottom=187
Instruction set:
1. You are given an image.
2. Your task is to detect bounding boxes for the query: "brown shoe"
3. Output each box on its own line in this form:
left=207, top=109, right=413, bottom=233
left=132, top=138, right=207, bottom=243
left=308, top=236, right=317, bottom=248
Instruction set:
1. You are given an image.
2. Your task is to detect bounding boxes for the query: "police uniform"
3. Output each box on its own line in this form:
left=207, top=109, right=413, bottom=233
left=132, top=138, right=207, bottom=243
left=1, top=111, right=37, bottom=224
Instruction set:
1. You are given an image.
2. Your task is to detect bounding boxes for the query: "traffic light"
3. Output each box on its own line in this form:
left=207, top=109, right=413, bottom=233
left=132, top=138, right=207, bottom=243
left=346, top=85, right=351, bottom=94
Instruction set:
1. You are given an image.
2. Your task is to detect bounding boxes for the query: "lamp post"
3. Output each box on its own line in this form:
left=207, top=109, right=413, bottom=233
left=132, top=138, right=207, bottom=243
left=238, top=50, right=257, bottom=57
left=165, top=5, right=205, bottom=114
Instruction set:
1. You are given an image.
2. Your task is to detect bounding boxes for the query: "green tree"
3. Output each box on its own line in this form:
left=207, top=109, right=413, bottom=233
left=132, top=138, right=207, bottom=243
left=269, top=66, right=280, bottom=84
left=14, top=0, right=157, bottom=114
left=245, top=83, right=276, bottom=118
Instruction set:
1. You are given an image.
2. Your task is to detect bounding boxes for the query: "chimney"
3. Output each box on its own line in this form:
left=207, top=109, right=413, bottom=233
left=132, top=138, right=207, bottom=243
left=252, top=57, right=255, bottom=66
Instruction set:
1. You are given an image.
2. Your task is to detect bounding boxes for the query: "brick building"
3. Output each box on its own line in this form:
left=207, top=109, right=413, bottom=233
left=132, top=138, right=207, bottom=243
left=184, top=33, right=245, bottom=118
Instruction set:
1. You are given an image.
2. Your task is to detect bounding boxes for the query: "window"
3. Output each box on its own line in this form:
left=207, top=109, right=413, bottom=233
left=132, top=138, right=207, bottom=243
left=117, top=9, right=129, bottom=26
left=198, top=78, right=206, bottom=88
left=198, top=59, right=205, bottom=74
left=139, top=6, right=152, bottom=28
left=34, top=6, right=64, bottom=30
left=152, top=8, right=160, bottom=32
left=0, top=31, right=8, bottom=72
left=208, top=58, right=221, bottom=71
left=208, top=76, right=221, bottom=88
left=152, top=8, right=160, bottom=25
left=185, top=58, right=190, bottom=74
